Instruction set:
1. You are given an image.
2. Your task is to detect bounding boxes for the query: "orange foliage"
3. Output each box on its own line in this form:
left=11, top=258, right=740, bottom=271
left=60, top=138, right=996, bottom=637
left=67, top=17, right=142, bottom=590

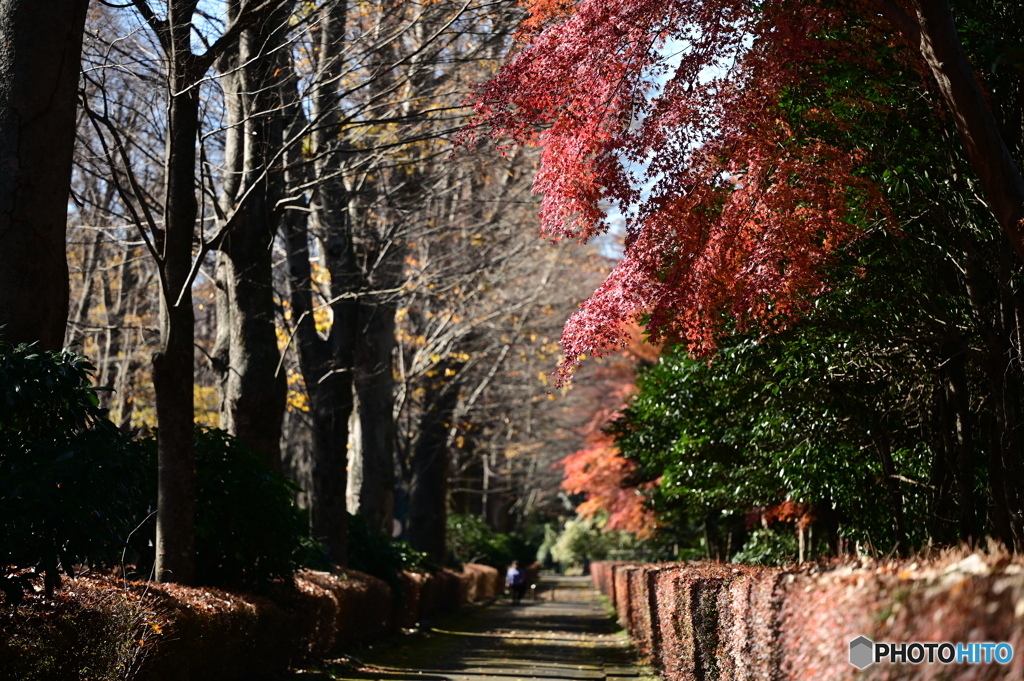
left=558, top=326, right=660, bottom=539
left=747, top=500, right=816, bottom=531
left=560, top=433, right=658, bottom=539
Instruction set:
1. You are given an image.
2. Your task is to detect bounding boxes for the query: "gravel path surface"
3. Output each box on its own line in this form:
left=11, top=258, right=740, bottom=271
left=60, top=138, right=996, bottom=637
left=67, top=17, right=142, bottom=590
left=292, top=574, right=657, bottom=681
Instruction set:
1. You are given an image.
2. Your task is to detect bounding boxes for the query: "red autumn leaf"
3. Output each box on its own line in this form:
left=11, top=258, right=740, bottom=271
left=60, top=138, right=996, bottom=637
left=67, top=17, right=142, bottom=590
left=467, top=0, right=894, bottom=383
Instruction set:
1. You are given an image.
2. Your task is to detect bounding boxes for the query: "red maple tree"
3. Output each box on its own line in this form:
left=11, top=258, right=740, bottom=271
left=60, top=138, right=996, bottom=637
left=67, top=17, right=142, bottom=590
left=557, top=324, right=660, bottom=538
left=560, top=433, right=660, bottom=539
left=468, top=0, right=1024, bottom=379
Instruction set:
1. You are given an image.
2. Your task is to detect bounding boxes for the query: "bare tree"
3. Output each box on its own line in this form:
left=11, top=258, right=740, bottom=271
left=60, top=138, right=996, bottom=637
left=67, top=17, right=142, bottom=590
left=211, top=0, right=297, bottom=468
left=79, top=0, right=289, bottom=584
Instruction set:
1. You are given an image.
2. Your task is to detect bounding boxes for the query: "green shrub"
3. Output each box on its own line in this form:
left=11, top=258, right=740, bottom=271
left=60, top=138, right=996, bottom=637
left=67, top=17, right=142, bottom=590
left=535, top=523, right=559, bottom=567
left=347, top=513, right=434, bottom=589
left=550, top=517, right=607, bottom=567
left=446, top=514, right=535, bottom=568
left=730, top=527, right=799, bottom=566
left=548, top=514, right=663, bottom=570
left=193, top=429, right=307, bottom=590
left=447, top=514, right=512, bottom=568
left=0, top=340, right=150, bottom=599
left=0, top=338, right=354, bottom=596
left=132, top=428, right=308, bottom=592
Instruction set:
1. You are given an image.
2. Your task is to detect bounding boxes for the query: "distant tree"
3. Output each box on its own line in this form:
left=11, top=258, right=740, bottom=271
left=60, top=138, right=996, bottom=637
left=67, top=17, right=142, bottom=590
left=559, top=326, right=659, bottom=539
left=560, top=434, right=659, bottom=539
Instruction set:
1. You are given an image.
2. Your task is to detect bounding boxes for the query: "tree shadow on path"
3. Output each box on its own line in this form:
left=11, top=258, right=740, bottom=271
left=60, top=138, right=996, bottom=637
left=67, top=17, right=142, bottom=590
left=290, top=575, right=656, bottom=681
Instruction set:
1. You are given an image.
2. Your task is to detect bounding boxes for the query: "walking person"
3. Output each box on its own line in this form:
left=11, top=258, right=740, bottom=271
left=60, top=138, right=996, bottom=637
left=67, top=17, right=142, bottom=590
left=505, top=560, right=527, bottom=605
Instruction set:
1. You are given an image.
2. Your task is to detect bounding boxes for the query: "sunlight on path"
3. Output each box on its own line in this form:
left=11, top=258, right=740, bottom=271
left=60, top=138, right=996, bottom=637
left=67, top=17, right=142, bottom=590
left=293, top=575, right=658, bottom=681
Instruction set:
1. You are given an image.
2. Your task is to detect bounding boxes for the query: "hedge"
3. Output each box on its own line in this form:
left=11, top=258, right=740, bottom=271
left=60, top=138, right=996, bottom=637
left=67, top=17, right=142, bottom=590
left=0, top=563, right=500, bottom=681
left=592, top=551, right=1024, bottom=680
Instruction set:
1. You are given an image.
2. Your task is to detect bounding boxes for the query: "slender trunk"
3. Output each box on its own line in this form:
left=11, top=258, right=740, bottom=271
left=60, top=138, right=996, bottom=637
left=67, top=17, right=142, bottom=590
left=942, top=341, right=979, bottom=542
left=815, top=493, right=840, bottom=557
left=974, top=265, right=1024, bottom=549
left=154, top=0, right=201, bottom=584
left=98, top=246, right=132, bottom=409
left=986, top=400, right=1017, bottom=548
left=994, top=247, right=1024, bottom=548
left=408, top=361, right=462, bottom=565
left=873, top=430, right=907, bottom=555
left=961, top=244, right=1020, bottom=548
left=0, top=0, right=88, bottom=349
left=107, top=272, right=138, bottom=425
left=346, top=386, right=364, bottom=514
left=67, top=230, right=103, bottom=345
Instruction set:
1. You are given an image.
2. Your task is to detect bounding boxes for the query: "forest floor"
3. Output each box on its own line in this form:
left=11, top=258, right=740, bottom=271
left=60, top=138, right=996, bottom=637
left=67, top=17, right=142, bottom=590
left=289, top=575, right=658, bottom=681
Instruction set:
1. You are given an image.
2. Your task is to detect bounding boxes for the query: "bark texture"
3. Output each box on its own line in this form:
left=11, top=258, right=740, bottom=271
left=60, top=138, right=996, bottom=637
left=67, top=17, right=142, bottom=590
left=152, top=0, right=203, bottom=585
left=0, top=0, right=89, bottom=349
left=903, top=0, right=1024, bottom=259
left=349, top=301, right=398, bottom=533
left=213, top=8, right=289, bottom=469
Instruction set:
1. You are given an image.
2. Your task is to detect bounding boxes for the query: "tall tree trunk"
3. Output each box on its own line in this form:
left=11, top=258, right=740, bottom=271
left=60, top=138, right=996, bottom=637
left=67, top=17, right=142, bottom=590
left=349, top=300, right=398, bottom=533
left=0, top=0, right=89, bottom=349
left=283, top=201, right=354, bottom=565
left=213, top=6, right=289, bottom=469
left=305, top=0, right=357, bottom=566
left=153, top=0, right=202, bottom=585
left=279, top=17, right=356, bottom=563
left=408, top=361, right=462, bottom=565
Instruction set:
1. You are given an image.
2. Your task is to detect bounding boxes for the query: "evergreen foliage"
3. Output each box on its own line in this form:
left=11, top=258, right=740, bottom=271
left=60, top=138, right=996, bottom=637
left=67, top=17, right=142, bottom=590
left=131, top=428, right=309, bottom=592
left=446, top=514, right=537, bottom=568
left=0, top=338, right=313, bottom=596
left=346, top=513, right=435, bottom=588
left=0, top=339, right=148, bottom=599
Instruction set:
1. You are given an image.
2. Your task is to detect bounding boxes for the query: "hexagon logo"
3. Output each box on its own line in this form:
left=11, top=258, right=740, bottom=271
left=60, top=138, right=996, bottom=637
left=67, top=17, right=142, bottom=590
left=850, top=636, right=874, bottom=669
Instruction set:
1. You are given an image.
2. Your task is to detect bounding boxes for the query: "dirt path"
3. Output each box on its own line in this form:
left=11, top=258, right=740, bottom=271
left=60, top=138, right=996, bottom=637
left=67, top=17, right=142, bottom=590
left=291, top=575, right=657, bottom=681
